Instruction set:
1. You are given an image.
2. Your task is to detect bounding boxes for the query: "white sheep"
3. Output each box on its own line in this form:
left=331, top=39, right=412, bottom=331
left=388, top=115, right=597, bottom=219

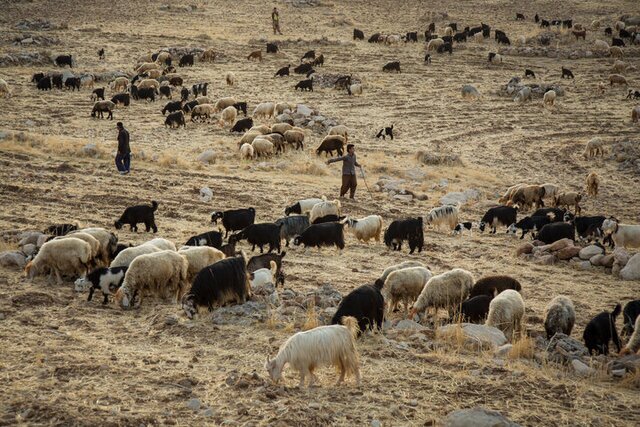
left=425, top=205, right=459, bottom=231
left=385, top=34, right=402, bottom=45
left=443, top=26, right=454, bottom=37
left=178, top=246, right=225, bottom=282
left=621, top=316, right=640, bottom=355
left=427, top=38, right=445, bottom=51
left=253, top=102, right=276, bottom=120
left=348, top=83, right=363, bottom=96
left=543, top=295, right=575, bottom=338
left=218, top=106, right=237, bottom=127
left=514, top=86, right=531, bottom=103
left=585, top=172, right=599, bottom=197
left=486, top=289, right=525, bottom=341
left=136, top=62, right=160, bottom=75
left=614, top=20, right=626, bottom=31
left=238, top=130, right=261, bottom=147
left=55, top=232, right=101, bottom=265
left=225, top=72, right=236, bottom=86
left=275, top=102, right=295, bottom=115
left=240, top=142, right=254, bottom=159
left=543, top=90, right=556, bottom=107
left=115, top=250, right=188, bottom=309
left=284, top=129, right=305, bottom=149
left=461, top=85, right=480, bottom=99
left=385, top=266, right=433, bottom=316
left=252, top=138, right=275, bottom=158
left=145, top=237, right=176, bottom=251
left=309, top=199, right=341, bottom=224
left=25, top=238, right=92, bottom=284
left=144, top=69, right=161, bottom=80
left=111, top=77, right=129, bottom=93
left=0, top=78, right=12, bottom=98
left=156, top=51, right=171, bottom=65
left=286, top=197, right=324, bottom=216
left=250, top=261, right=277, bottom=288
left=110, top=244, right=162, bottom=268
left=612, top=60, right=627, bottom=73
left=594, top=39, right=610, bottom=51
left=601, top=218, right=640, bottom=249
left=272, top=122, right=293, bottom=135
left=71, top=227, right=117, bottom=265
left=344, top=215, right=383, bottom=243
left=250, top=124, right=271, bottom=135
left=264, top=317, right=361, bottom=387
left=375, top=261, right=425, bottom=288
left=473, top=32, right=484, bottom=43
left=328, top=125, right=350, bottom=142
left=195, top=96, right=213, bottom=105
left=137, top=79, right=160, bottom=90
left=410, top=268, right=474, bottom=319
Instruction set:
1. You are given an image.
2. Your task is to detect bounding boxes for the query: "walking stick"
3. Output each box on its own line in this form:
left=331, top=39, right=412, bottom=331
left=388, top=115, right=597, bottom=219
left=359, top=166, right=375, bottom=201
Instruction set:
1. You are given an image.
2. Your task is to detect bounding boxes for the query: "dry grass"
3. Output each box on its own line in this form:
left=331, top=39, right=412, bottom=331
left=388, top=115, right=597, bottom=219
left=302, top=302, right=320, bottom=331
left=509, top=335, right=535, bottom=359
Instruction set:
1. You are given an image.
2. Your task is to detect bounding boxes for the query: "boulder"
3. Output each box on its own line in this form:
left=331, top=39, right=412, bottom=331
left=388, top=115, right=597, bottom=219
left=197, top=149, right=216, bottom=164
left=556, top=246, right=581, bottom=260
left=607, top=354, right=640, bottom=373
left=620, top=253, right=640, bottom=281
left=546, top=333, right=589, bottom=364
left=515, top=242, right=534, bottom=256
left=613, top=248, right=631, bottom=267
left=539, top=238, right=573, bottom=253
left=438, top=323, right=507, bottom=350
left=533, top=254, right=556, bottom=265
left=199, top=187, right=213, bottom=202
left=21, top=243, right=37, bottom=256
left=579, top=245, right=604, bottom=260
left=444, top=407, right=520, bottom=427
left=0, top=251, right=27, bottom=269
left=571, top=359, right=595, bottom=377
left=296, top=104, right=313, bottom=117
left=395, top=319, right=426, bottom=331
left=439, top=189, right=481, bottom=206
left=589, top=254, right=605, bottom=266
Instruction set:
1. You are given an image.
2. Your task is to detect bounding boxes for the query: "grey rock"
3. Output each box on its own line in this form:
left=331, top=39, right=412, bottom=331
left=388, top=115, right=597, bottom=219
left=371, top=420, right=382, bottom=427
left=202, top=408, right=214, bottom=417
left=579, top=245, right=603, bottom=260
left=494, top=344, right=513, bottom=357
left=296, top=104, right=313, bottom=117
left=620, top=253, right=640, bottom=281
left=438, top=323, right=507, bottom=350
left=444, top=407, right=520, bottom=427
left=21, top=243, right=37, bottom=256
left=186, top=398, right=201, bottom=411
left=546, top=333, right=589, bottom=364
left=0, top=251, right=27, bottom=269
left=395, top=319, right=426, bottom=331
left=275, top=113, right=292, bottom=123
left=197, top=149, right=216, bottom=164
left=571, top=359, right=595, bottom=376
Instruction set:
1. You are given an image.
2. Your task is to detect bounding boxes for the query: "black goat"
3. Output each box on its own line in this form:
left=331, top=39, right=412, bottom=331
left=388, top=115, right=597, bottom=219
left=354, top=28, right=364, bottom=40
left=479, top=206, right=517, bottom=233
left=583, top=304, right=622, bottom=355
left=233, top=102, right=248, bottom=116
left=231, top=117, right=253, bottom=133
left=64, top=77, right=81, bottom=91
left=114, top=201, right=158, bottom=233
left=55, top=55, right=73, bottom=68
left=470, top=276, right=522, bottom=298
left=162, top=100, right=182, bottom=115
left=44, top=223, right=77, bottom=236
left=275, top=65, right=290, bottom=77
left=293, top=222, right=345, bottom=250
left=536, top=222, right=575, bottom=244
left=185, top=230, right=223, bottom=249
left=509, top=215, right=551, bottom=239
left=295, top=79, right=313, bottom=91
left=165, top=111, right=186, bottom=128
left=456, top=295, right=492, bottom=323
left=230, top=223, right=282, bottom=253
left=525, top=69, right=536, bottom=78
left=561, top=67, right=574, bottom=79
left=84, top=266, right=127, bottom=304
left=266, top=42, right=278, bottom=53
left=375, top=124, right=394, bottom=140
left=331, top=285, right=384, bottom=335
left=384, top=217, right=423, bottom=253
left=622, top=300, right=640, bottom=337
left=382, top=61, right=401, bottom=73
left=91, top=87, right=105, bottom=100
left=179, top=54, right=194, bottom=67
left=211, top=208, right=256, bottom=238
left=111, top=93, right=131, bottom=106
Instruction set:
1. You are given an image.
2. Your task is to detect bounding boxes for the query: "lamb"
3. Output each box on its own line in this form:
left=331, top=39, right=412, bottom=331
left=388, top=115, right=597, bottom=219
left=25, top=238, right=92, bottom=284
left=251, top=138, right=275, bottom=158
left=275, top=215, right=310, bottom=247
left=247, top=251, right=286, bottom=287
left=316, top=135, right=345, bottom=157
left=609, top=74, right=628, bottom=86
left=601, top=217, right=640, bottom=249
left=384, top=266, right=433, bottom=316
left=543, top=90, right=556, bottom=107
left=219, top=106, right=237, bottom=127
left=114, top=200, right=158, bottom=233
left=211, top=208, right=256, bottom=238
left=332, top=285, right=384, bottom=335
left=410, top=268, right=474, bottom=320
left=79, top=266, right=128, bottom=304
left=283, top=129, right=305, bottom=150
left=178, top=246, right=225, bottom=282
left=457, top=295, right=492, bottom=323
left=585, top=172, right=599, bottom=197
left=284, top=198, right=323, bottom=216
left=309, top=199, right=341, bottom=224
left=479, top=206, right=518, bottom=233
left=165, top=111, right=186, bottom=128
left=115, top=250, right=188, bottom=309
left=344, top=215, right=383, bottom=243
left=252, top=102, right=276, bottom=120
left=225, top=72, right=235, bottom=86
left=182, top=254, right=250, bottom=318
left=469, top=275, right=522, bottom=298
left=425, top=205, right=459, bottom=231
left=543, top=296, right=575, bottom=338
left=91, top=100, right=116, bottom=120
left=293, top=222, right=346, bottom=250
left=384, top=217, right=424, bottom=253
left=184, top=231, right=223, bottom=249
left=554, top=192, right=582, bottom=215
left=583, top=303, right=622, bottom=355
left=620, top=316, right=640, bottom=355
left=486, top=289, right=525, bottom=341
left=249, top=261, right=277, bottom=288
left=583, top=137, right=605, bottom=158
left=230, top=223, right=282, bottom=253
left=265, top=317, right=360, bottom=387
left=240, top=143, right=254, bottom=159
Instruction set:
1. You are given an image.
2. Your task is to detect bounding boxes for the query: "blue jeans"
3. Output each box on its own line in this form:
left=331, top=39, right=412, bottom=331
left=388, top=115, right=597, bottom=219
left=115, top=153, right=130, bottom=172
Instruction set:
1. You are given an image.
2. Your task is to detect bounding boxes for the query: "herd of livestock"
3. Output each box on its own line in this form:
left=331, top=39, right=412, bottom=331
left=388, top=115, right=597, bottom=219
left=2, top=10, right=640, bottom=387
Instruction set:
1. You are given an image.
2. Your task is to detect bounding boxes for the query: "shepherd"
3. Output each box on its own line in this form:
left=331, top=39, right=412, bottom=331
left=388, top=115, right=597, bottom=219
left=327, top=144, right=362, bottom=200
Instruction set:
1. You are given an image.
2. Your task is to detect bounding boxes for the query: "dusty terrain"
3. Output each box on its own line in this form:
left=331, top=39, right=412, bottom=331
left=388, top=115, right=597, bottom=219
left=1, top=0, right=640, bottom=425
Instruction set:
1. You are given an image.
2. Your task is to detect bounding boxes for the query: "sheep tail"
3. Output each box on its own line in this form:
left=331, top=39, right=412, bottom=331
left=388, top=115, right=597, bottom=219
left=151, top=200, right=159, bottom=211
left=612, top=303, right=622, bottom=318
left=341, top=316, right=360, bottom=339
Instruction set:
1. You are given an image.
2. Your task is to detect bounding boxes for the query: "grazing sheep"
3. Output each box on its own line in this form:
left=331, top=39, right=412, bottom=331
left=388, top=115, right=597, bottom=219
left=427, top=38, right=445, bottom=51
left=609, top=74, right=628, bottom=86
left=457, top=295, right=492, bottom=323
left=293, top=222, right=346, bottom=250
left=251, top=138, right=275, bottom=158
left=114, top=201, right=158, bottom=232
left=385, top=266, right=433, bottom=316
left=609, top=46, right=624, bottom=59
left=200, top=48, right=217, bottom=62
left=110, top=244, right=161, bottom=269
left=240, top=143, right=254, bottom=159
left=284, top=198, right=323, bottom=216
left=309, top=199, right=341, bottom=224
left=247, top=252, right=286, bottom=287
left=469, top=276, right=522, bottom=298
left=80, top=266, right=128, bottom=304
left=252, top=102, right=276, bottom=120
left=620, top=316, right=640, bottom=355
left=594, top=39, right=610, bottom=51
left=275, top=215, right=310, bottom=247
left=283, top=129, right=305, bottom=150
left=621, top=300, right=640, bottom=338
left=71, top=227, right=118, bottom=265
left=178, top=246, right=225, bottom=282
left=461, top=85, right=480, bottom=99
left=583, top=303, right=622, bottom=355
left=543, top=90, right=556, bottom=107
left=554, top=192, right=582, bottom=215
left=583, top=137, right=605, bottom=158
left=488, top=52, right=503, bottom=64
left=219, top=106, right=237, bottom=127
left=332, top=285, right=384, bottom=335
left=601, top=217, right=640, bottom=249
left=410, top=268, right=474, bottom=319
left=115, top=250, right=188, bottom=309
left=347, top=83, right=362, bottom=96
left=265, top=317, right=360, bottom=387
left=182, top=254, right=250, bottom=318
left=498, top=183, right=526, bottom=204
left=544, top=296, right=575, bottom=338
left=190, top=104, right=216, bottom=122
left=111, top=76, right=129, bottom=92
left=328, top=125, right=350, bottom=142
left=165, top=111, right=186, bottom=128
left=272, top=123, right=293, bottom=136
left=137, top=78, right=160, bottom=91
left=247, top=50, right=263, bottom=61
left=585, top=172, right=599, bottom=197
left=91, top=100, right=116, bottom=120
left=486, top=289, right=525, bottom=341
left=344, top=215, right=383, bottom=243
left=226, top=72, right=236, bottom=86
left=54, top=232, right=101, bottom=265
left=513, top=86, right=531, bottom=103
left=25, top=238, right=92, bottom=284
left=511, top=185, right=546, bottom=211
left=316, top=135, right=345, bottom=157
left=425, top=205, right=459, bottom=231
left=374, top=261, right=425, bottom=289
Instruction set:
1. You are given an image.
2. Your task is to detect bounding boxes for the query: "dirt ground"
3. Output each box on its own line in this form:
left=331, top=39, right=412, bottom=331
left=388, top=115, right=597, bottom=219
left=1, top=0, right=639, bottom=425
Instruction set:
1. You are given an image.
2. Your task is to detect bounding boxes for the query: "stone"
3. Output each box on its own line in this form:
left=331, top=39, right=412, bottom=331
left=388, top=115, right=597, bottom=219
left=599, top=254, right=615, bottom=268
left=438, top=323, right=507, bottom=350
left=533, top=254, right=556, bottom=265
left=275, top=113, right=292, bottom=123
left=494, top=344, right=513, bottom=357
left=199, top=187, right=213, bottom=202
left=579, top=245, right=604, bottom=260
left=439, top=189, right=481, bottom=206
left=611, top=369, right=626, bottom=378
left=0, top=251, right=27, bottom=269
left=571, top=359, right=595, bottom=377
left=613, top=248, right=631, bottom=267
left=186, top=398, right=201, bottom=411
left=197, top=149, right=216, bottom=164
left=556, top=246, right=581, bottom=260
left=607, top=354, right=640, bottom=373
left=589, top=254, right=605, bottom=266
left=21, top=243, right=37, bottom=256
left=515, top=243, right=533, bottom=256
left=444, top=407, right=520, bottom=427
left=82, top=143, right=98, bottom=156
left=574, top=261, right=593, bottom=271
left=393, top=194, right=413, bottom=202
left=620, top=253, right=640, bottom=281
left=395, top=319, right=426, bottom=331
left=546, top=333, right=589, bottom=363
left=296, top=104, right=313, bottom=117
left=371, top=420, right=382, bottom=427
left=202, top=408, right=214, bottom=417
left=539, top=238, right=573, bottom=253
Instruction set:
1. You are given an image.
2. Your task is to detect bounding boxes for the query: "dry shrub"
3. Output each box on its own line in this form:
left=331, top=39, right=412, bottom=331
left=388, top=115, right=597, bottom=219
left=0, top=132, right=105, bottom=158
left=435, top=323, right=466, bottom=351
left=509, top=335, right=535, bottom=359
left=158, top=150, right=189, bottom=169
left=294, top=159, right=329, bottom=176
left=620, top=369, right=640, bottom=389
left=302, top=303, right=319, bottom=331
left=416, top=150, right=463, bottom=166
left=0, top=240, right=15, bottom=252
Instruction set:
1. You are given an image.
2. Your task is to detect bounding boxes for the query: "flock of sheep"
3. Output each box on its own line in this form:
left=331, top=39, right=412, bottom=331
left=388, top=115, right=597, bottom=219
left=3, top=8, right=640, bottom=390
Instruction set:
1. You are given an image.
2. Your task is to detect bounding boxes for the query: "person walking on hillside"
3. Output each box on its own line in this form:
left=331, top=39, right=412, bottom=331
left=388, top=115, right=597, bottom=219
left=272, top=7, right=283, bottom=35
left=115, top=122, right=130, bottom=175
left=327, top=144, right=361, bottom=199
